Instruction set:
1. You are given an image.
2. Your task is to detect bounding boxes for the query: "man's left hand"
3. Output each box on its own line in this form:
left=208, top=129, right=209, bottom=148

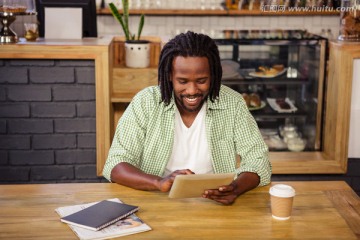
left=202, top=172, right=260, bottom=205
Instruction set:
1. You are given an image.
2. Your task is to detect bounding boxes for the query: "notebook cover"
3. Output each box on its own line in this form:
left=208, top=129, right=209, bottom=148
left=168, top=173, right=236, bottom=198
left=61, top=200, right=139, bottom=231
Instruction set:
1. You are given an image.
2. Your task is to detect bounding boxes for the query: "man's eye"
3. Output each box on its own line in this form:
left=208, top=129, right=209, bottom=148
left=197, top=79, right=207, bottom=84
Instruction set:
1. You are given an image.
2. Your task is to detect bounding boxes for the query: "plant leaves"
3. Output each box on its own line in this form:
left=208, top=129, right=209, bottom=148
left=122, top=0, right=129, bottom=34
left=137, top=14, right=145, bottom=40
left=108, top=2, right=129, bottom=40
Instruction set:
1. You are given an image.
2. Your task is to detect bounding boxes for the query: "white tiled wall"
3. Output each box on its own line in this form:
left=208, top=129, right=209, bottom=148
left=96, top=15, right=340, bottom=41
left=349, top=59, right=360, bottom=158
left=13, top=14, right=340, bottom=41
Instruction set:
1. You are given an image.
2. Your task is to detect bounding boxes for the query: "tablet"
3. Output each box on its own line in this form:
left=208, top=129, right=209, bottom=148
left=168, top=173, right=236, bottom=199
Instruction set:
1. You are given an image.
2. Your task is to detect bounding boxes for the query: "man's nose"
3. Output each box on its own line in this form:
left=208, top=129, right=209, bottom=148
left=187, top=83, right=198, bottom=95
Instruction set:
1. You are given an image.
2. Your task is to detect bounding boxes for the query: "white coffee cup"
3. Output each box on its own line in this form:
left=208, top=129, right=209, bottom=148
left=269, top=184, right=296, bottom=220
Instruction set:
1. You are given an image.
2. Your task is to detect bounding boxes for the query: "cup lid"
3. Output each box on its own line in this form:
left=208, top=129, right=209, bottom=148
left=269, top=184, right=296, bottom=198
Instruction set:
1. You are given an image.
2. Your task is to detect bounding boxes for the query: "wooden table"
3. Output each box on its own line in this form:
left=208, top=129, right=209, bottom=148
left=0, top=181, right=359, bottom=239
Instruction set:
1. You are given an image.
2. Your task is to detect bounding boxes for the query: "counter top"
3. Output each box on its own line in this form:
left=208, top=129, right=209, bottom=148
left=0, top=181, right=359, bottom=239
left=1, top=36, right=113, bottom=46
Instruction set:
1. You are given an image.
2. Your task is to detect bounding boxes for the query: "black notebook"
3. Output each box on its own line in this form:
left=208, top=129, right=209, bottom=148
left=60, top=200, right=139, bottom=231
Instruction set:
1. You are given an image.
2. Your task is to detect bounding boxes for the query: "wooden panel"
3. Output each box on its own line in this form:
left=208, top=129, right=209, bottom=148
left=112, top=67, right=158, bottom=102
left=324, top=42, right=360, bottom=173
left=112, top=103, right=127, bottom=141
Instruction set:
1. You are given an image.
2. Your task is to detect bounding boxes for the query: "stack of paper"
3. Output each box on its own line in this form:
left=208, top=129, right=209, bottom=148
left=55, top=198, right=151, bottom=240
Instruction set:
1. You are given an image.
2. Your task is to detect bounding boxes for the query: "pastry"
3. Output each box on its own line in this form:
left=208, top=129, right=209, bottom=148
left=1, top=6, right=27, bottom=13
left=242, top=93, right=250, bottom=107
left=256, top=66, right=279, bottom=76
left=249, top=93, right=261, bottom=107
left=276, top=98, right=291, bottom=109
left=242, top=93, right=261, bottom=108
left=272, top=64, right=284, bottom=72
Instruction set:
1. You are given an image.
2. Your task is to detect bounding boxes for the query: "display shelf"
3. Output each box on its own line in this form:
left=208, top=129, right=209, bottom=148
left=217, top=32, right=327, bottom=156
left=222, top=78, right=309, bottom=85
left=251, top=109, right=307, bottom=118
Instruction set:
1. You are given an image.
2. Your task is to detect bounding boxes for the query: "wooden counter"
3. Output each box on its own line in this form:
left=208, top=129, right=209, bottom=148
left=0, top=37, right=113, bottom=176
left=0, top=181, right=359, bottom=239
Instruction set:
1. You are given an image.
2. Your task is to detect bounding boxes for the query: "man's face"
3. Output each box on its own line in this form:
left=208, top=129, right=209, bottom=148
left=171, top=56, right=211, bottom=114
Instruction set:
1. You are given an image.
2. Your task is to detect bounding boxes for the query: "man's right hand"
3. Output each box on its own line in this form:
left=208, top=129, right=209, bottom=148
left=111, top=162, right=194, bottom=192
left=157, top=169, right=194, bottom=192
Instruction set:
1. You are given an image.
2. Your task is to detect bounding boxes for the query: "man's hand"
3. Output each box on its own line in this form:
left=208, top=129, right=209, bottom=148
left=111, top=162, right=194, bottom=192
left=157, top=169, right=194, bottom=192
left=202, top=172, right=260, bottom=205
left=201, top=183, right=238, bottom=205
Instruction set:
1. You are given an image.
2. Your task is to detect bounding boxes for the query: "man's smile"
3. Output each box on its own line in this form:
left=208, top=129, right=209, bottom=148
left=182, top=94, right=202, bottom=103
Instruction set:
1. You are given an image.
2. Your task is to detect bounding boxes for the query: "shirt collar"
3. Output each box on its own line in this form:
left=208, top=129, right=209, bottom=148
left=163, top=92, right=176, bottom=112
left=207, top=85, right=227, bottom=110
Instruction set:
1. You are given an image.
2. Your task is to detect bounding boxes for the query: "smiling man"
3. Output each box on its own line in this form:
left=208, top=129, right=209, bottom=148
left=103, top=31, right=271, bottom=205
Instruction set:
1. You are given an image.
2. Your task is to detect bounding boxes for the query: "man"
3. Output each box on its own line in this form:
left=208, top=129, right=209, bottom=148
left=103, top=31, right=271, bottom=205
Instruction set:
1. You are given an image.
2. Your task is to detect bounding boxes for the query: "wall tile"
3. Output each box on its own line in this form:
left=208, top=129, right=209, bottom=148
left=9, top=150, right=54, bottom=165
left=7, top=86, right=51, bottom=101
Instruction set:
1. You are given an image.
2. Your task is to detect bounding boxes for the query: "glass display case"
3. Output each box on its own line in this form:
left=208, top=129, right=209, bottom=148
left=215, top=30, right=328, bottom=153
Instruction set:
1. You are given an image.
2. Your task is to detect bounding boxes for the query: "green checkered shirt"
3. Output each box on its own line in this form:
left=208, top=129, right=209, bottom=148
left=103, top=85, right=271, bottom=186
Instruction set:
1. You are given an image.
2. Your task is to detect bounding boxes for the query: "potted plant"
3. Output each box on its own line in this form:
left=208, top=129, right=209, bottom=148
left=109, top=0, right=150, bottom=68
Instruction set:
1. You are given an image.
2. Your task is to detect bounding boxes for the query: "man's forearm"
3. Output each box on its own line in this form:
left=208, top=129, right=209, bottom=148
left=110, top=162, right=162, bottom=191
left=232, top=172, right=260, bottom=197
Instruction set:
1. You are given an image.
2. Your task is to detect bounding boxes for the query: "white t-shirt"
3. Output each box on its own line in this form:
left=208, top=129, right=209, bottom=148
left=163, top=103, right=214, bottom=177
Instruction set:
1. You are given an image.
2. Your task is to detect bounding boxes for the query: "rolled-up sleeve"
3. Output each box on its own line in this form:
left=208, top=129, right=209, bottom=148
left=234, top=101, right=272, bottom=186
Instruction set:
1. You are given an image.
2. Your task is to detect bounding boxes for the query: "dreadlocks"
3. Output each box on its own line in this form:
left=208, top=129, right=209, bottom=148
left=158, top=31, right=222, bottom=105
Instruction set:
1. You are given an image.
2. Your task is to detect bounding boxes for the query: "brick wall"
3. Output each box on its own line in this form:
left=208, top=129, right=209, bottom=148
left=0, top=59, right=105, bottom=183
left=0, top=59, right=359, bottom=196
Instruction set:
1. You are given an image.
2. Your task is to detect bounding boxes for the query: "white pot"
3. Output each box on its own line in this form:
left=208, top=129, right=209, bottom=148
left=125, top=40, right=150, bottom=68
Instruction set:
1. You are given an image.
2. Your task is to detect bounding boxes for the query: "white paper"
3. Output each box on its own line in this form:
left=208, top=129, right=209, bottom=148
left=267, top=98, right=298, bottom=113
left=45, top=7, right=82, bottom=39
left=55, top=198, right=151, bottom=240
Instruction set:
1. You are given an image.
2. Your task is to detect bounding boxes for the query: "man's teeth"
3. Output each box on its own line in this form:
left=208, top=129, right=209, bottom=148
left=185, top=97, right=198, bottom=102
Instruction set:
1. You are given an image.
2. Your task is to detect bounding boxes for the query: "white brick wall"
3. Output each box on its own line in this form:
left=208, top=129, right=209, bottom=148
left=98, top=15, right=340, bottom=40
left=13, top=14, right=340, bottom=41
left=349, top=59, right=360, bottom=158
